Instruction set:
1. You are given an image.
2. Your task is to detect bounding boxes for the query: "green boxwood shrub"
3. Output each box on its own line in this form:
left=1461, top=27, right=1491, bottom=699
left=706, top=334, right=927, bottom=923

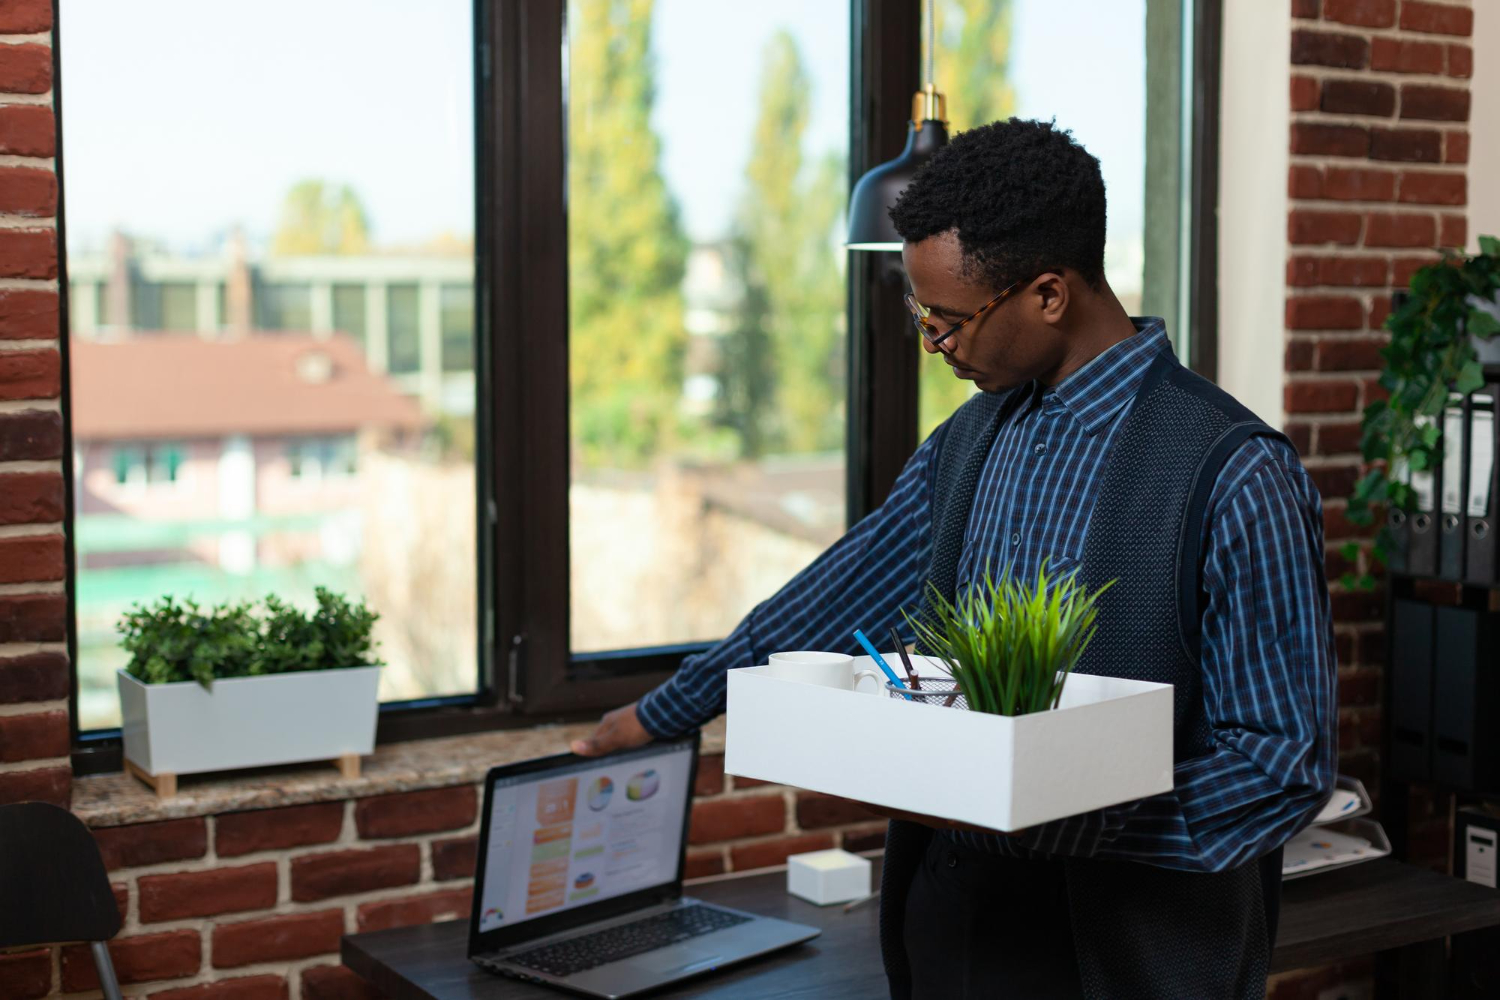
left=118, top=587, right=381, bottom=689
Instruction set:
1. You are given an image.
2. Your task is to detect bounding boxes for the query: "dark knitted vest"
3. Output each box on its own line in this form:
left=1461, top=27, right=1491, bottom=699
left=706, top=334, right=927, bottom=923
left=880, top=350, right=1289, bottom=999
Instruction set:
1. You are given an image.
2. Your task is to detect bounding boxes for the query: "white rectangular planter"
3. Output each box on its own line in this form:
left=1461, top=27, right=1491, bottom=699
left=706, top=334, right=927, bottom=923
left=118, top=666, right=382, bottom=778
left=725, top=656, right=1174, bottom=833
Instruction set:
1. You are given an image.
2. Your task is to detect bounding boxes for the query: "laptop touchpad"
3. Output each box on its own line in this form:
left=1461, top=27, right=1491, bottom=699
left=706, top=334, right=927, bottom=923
left=636, top=944, right=724, bottom=974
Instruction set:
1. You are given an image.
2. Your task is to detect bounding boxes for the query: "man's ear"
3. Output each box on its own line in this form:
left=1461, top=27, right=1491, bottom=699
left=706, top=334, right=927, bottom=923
left=1032, top=272, right=1069, bottom=325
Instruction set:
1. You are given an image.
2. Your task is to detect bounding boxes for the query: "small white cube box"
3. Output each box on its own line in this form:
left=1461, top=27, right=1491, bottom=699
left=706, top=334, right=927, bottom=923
left=726, top=655, right=1174, bottom=832
left=786, top=848, right=872, bottom=906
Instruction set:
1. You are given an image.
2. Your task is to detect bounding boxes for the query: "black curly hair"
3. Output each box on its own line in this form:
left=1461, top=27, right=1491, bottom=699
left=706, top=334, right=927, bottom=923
left=889, top=118, right=1107, bottom=291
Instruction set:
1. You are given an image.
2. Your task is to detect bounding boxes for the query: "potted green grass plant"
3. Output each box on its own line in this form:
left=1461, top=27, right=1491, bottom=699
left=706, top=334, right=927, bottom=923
left=905, top=563, right=1111, bottom=716
left=115, top=587, right=383, bottom=795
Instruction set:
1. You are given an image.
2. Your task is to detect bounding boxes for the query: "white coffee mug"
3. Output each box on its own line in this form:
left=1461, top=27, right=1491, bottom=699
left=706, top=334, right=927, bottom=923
left=765, top=650, right=881, bottom=692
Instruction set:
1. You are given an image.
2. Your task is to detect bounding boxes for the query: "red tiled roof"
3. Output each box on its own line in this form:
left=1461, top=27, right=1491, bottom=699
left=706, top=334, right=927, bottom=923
left=69, top=333, right=427, bottom=440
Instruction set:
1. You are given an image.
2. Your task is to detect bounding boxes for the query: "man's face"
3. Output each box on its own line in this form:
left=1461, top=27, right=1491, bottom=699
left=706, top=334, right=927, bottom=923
left=901, top=230, right=1067, bottom=393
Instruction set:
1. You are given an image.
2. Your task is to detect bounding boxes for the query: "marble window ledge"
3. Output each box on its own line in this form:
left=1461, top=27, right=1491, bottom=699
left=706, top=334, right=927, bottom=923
left=73, top=717, right=727, bottom=828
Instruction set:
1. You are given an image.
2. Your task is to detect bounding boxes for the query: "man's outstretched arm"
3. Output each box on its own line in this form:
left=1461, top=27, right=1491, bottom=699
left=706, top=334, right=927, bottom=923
left=573, top=430, right=941, bottom=755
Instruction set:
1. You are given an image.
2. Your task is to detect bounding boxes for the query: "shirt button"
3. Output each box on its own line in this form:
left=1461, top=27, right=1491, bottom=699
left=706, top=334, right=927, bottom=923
left=1034, top=443, right=1046, bottom=456
left=1011, top=533, right=1020, bottom=545
left=946, top=854, right=959, bottom=869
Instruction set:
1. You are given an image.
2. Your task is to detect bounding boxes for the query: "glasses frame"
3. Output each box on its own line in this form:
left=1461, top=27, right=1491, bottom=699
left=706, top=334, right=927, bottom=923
left=904, top=277, right=1025, bottom=348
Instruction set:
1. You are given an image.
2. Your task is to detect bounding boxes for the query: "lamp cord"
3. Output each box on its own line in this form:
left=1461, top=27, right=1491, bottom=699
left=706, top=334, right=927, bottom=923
left=924, top=0, right=935, bottom=88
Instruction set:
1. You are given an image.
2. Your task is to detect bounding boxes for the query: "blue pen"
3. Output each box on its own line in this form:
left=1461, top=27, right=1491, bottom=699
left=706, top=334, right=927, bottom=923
left=853, top=629, right=913, bottom=700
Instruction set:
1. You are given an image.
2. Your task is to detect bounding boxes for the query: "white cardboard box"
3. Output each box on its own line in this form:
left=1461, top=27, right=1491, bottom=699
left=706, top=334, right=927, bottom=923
left=725, top=656, right=1174, bottom=832
left=787, top=848, right=871, bottom=906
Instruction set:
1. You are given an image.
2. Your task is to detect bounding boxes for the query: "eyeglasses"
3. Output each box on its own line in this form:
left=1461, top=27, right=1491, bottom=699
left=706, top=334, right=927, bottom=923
left=904, top=278, right=1025, bottom=349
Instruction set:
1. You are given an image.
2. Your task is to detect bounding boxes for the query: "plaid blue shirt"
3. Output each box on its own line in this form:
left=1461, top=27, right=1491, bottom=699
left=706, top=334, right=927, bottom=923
left=638, top=320, right=1337, bottom=873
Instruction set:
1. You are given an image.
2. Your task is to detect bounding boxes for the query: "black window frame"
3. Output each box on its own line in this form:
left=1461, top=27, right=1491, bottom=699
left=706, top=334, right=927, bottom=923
left=63, top=0, right=1221, bottom=775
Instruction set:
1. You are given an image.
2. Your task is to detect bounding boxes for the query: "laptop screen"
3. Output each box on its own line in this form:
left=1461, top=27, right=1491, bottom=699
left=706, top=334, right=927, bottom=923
left=475, top=739, right=696, bottom=935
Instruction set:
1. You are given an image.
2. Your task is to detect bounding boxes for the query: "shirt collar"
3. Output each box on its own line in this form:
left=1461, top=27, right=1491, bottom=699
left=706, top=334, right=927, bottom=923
left=1043, top=318, right=1172, bottom=436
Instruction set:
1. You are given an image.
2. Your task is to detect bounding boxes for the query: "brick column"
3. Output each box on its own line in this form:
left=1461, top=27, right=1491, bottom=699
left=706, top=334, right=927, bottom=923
left=0, top=0, right=70, bottom=811
left=1285, top=0, right=1471, bottom=785
left=1273, top=1, right=1473, bottom=997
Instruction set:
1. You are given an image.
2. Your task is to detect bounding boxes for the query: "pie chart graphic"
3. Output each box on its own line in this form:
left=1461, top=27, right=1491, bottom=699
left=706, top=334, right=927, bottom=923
left=574, top=872, right=596, bottom=890
left=626, top=769, right=660, bottom=802
left=587, top=776, right=613, bottom=812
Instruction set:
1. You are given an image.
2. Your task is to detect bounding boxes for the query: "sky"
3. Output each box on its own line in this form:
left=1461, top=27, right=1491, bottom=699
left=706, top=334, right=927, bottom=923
left=60, top=0, right=1147, bottom=269
left=59, top=0, right=476, bottom=253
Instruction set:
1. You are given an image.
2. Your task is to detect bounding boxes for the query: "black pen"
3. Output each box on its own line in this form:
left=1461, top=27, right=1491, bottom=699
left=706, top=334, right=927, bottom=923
left=889, top=626, right=921, bottom=691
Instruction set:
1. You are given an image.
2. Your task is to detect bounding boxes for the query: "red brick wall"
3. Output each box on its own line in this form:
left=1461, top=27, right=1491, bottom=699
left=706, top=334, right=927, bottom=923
left=0, top=763, right=878, bottom=999
left=1273, top=0, right=1473, bottom=996
left=0, top=0, right=71, bottom=817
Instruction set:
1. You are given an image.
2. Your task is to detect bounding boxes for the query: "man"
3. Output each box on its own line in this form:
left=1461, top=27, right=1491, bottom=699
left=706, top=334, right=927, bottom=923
left=573, top=119, right=1336, bottom=998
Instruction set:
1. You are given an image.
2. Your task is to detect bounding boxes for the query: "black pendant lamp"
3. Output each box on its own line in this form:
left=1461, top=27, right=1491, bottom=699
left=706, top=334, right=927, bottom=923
left=846, top=0, right=949, bottom=251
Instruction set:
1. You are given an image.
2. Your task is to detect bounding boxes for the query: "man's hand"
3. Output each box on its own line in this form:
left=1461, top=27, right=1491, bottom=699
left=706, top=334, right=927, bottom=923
left=571, top=702, right=652, bottom=757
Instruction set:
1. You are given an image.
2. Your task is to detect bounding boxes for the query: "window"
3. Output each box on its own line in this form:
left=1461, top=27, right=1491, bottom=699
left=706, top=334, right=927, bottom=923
left=159, top=282, right=197, bottom=332
left=287, top=436, right=357, bottom=482
left=60, top=0, right=1218, bottom=759
left=387, top=284, right=422, bottom=375
left=333, top=283, right=368, bottom=346
left=257, top=281, right=313, bottom=331
left=915, top=0, right=1208, bottom=437
left=565, top=0, right=851, bottom=655
left=60, top=0, right=479, bottom=744
left=441, top=285, right=474, bottom=373
left=110, top=446, right=143, bottom=486
left=109, top=443, right=181, bottom=487
left=147, top=443, right=185, bottom=484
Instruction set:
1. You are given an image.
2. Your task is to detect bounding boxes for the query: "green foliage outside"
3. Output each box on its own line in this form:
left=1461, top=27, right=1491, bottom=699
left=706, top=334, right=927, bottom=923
left=716, top=32, right=847, bottom=459
left=906, top=562, right=1110, bottom=717
left=1342, top=236, right=1500, bottom=587
left=273, top=179, right=371, bottom=256
left=566, top=3, right=853, bottom=468
left=919, top=0, right=1016, bottom=439
left=567, top=0, right=690, bottom=468
left=119, top=587, right=381, bottom=689
left=934, top=0, right=1017, bottom=133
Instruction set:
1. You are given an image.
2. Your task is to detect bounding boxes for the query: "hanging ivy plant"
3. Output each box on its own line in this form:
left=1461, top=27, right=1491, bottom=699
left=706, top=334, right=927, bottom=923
left=1342, top=235, right=1500, bottom=587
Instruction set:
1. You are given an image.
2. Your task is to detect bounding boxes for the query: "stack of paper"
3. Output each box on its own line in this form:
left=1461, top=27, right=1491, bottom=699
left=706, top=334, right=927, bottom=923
left=1281, top=776, right=1391, bottom=880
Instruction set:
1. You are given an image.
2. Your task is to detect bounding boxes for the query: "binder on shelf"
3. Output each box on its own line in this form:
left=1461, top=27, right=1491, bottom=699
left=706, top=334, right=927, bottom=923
left=1433, top=606, right=1500, bottom=793
left=1408, top=414, right=1440, bottom=577
left=1466, top=385, right=1499, bottom=585
left=1440, top=391, right=1469, bottom=580
left=1386, top=456, right=1410, bottom=575
left=1389, top=598, right=1435, bottom=783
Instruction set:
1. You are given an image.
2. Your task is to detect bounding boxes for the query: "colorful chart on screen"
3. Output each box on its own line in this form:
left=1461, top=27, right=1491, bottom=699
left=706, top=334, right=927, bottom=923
left=627, top=769, right=660, bottom=802
left=587, top=776, right=613, bottom=812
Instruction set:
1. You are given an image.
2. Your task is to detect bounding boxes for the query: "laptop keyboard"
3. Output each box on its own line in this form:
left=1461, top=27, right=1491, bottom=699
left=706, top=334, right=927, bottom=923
left=499, top=905, right=752, bottom=978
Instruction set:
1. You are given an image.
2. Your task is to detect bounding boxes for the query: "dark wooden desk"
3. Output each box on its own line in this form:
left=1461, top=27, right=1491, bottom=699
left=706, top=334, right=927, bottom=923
left=343, top=859, right=1500, bottom=1000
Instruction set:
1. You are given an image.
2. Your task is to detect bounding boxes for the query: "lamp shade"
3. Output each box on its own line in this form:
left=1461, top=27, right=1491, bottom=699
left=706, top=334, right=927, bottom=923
left=845, top=119, right=949, bottom=251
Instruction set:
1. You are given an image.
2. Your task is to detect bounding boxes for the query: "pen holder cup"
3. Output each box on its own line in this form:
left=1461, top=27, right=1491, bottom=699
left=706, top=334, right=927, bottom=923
left=885, top=677, right=967, bottom=710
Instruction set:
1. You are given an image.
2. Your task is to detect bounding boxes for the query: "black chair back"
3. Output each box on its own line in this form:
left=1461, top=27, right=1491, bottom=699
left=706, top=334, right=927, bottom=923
left=0, top=801, right=121, bottom=947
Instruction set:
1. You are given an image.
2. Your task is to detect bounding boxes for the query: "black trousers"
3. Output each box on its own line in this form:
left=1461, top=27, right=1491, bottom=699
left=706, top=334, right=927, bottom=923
left=902, top=834, right=1085, bottom=999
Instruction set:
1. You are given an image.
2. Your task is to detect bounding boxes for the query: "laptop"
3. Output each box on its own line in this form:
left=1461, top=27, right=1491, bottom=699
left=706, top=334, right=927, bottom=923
left=467, top=734, right=820, bottom=998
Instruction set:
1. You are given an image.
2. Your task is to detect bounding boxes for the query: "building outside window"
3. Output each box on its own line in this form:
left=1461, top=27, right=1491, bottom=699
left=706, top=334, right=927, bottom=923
left=60, top=0, right=478, bottom=732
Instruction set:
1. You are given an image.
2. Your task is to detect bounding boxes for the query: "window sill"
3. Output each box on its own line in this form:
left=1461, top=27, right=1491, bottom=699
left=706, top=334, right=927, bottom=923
left=73, top=717, right=727, bottom=828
